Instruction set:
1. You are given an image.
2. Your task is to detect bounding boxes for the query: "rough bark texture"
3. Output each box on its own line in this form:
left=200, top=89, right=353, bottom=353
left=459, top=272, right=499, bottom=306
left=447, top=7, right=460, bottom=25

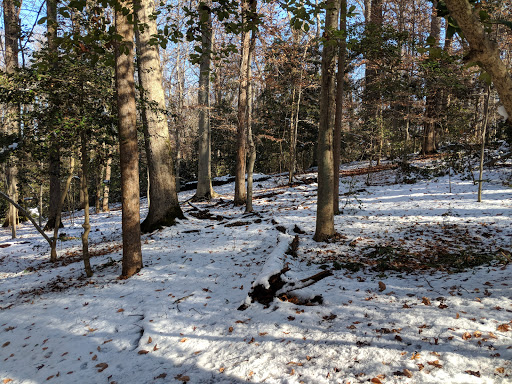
left=245, top=2, right=257, bottom=213
left=116, top=3, right=143, bottom=278
left=443, top=0, right=512, bottom=122
left=44, top=0, right=62, bottom=231
left=234, top=0, right=253, bottom=206
left=135, top=0, right=184, bottom=232
left=3, top=0, right=19, bottom=238
left=333, top=0, right=347, bottom=215
left=422, top=1, right=441, bottom=155
left=195, top=1, right=215, bottom=200
left=314, top=0, right=339, bottom=242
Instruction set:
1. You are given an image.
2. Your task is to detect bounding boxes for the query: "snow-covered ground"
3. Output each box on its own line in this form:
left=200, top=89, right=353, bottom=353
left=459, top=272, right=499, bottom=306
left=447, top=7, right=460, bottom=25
left=1, top=160, right=511, bottom=384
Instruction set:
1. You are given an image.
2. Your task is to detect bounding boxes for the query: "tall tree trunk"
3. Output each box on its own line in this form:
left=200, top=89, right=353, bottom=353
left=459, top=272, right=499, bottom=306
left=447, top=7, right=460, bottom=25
left=422, top=0, right=441, bottom=155
left=44, top=0, right=62, bottom=231
left=245, top=2, right=257, bottom=213
left=135, top=0, right=184, bottom=233
left=234, top=0, right=254, bottom=206
left=443, top=0, right=512, bottom=122
left=116, top=1, right=142, bottom=278
left=333, top=0, right=347, bottom=215
left=195, top=1, right=215, bottom=200
left=80, top=131, right=93, bottom=277
left=314, top=0, right=339, bottom=242
left=2, top=0, right=20, bottom=238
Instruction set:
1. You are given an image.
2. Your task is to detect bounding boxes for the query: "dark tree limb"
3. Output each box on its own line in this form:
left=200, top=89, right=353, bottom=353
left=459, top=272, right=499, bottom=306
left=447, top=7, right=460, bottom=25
left=0, top=191, right=52, bottom=247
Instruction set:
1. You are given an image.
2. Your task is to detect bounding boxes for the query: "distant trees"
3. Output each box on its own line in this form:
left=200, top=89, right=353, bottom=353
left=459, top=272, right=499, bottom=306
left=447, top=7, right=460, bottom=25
left=1, top=0, right=510, bottom=273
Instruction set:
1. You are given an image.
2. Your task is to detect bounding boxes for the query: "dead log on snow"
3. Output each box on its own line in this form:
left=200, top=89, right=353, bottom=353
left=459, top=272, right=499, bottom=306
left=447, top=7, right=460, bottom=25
left=238, top=233, right=333, bottom=310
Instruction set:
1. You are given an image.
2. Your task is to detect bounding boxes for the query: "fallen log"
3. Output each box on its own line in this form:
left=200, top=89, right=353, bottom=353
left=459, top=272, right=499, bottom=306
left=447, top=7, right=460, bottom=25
left=238, top=232, right=332, bottom=310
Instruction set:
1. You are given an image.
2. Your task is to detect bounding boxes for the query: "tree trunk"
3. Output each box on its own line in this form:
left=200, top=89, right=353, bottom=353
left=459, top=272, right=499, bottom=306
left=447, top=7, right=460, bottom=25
left=102, top=146, right=112, bottom=212
left=3, top=0, right=20, bottom=238
left=234, top=0, right=254, bottom=206
left=245, top=5, right=257, bottom=213
left=422, top=1, right=441, bottom=155
left=44, top=0, right=62, bottom=231
left=195, top=1, right=215, bottom=200
left=80, top=131, right=93, bottom=277
left=135, top=0, right=184, bottom=233
left=314, top=0, right=339, bottom=242
left=477, top=85, right=491, bottom=202
left=333, top=0, right=347, bottom=215
left=95, top=161, right=103, bottom=214
left=116, top=1, right=143, bottom=278
left=443, top=0, right=512, bottom=122
left=50, top=157, right=75, bottom=262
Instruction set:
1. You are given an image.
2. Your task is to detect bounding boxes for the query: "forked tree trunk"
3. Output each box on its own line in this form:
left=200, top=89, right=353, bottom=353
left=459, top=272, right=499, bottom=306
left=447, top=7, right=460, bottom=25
left=314, top=0, right=339, bottom=242
left=116, top=1, right=142, bottom=278
left=135, top=0, right=184, bottom=232
left=195, top=1, right=215, bottom=200
left=333, top=0, right=347, bottom=215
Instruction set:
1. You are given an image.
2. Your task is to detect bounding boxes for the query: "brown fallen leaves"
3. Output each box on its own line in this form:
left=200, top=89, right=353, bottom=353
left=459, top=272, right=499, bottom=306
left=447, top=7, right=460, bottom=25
left=497, top=324, right=510, bottom=332
left=378, top=282, right=386, bottom=292
left=175, top=374, right=190, bottom=382
left=95, top=363, right=108, bottom=372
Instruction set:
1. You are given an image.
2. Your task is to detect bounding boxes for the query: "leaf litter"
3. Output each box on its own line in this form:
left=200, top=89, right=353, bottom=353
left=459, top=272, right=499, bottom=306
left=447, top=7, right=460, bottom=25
left=1, top=160, right=512, bottom=383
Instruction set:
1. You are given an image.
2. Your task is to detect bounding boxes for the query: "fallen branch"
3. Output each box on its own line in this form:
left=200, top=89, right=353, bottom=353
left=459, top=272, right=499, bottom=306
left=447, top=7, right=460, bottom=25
left=238, top=232, right=332, bottom=310
left=0, top=191, right=52, bottom=247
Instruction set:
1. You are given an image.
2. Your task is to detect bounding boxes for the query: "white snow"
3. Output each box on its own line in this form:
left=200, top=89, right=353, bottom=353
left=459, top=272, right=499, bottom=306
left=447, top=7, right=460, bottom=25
left=497, top=105, right=509, bottom=120
left=1, top=159, right=511, bottom=384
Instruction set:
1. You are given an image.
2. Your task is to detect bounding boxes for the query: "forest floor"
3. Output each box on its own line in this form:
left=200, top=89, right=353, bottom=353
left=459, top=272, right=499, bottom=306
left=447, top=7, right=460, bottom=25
left=1, top=155, right=511, bottom=384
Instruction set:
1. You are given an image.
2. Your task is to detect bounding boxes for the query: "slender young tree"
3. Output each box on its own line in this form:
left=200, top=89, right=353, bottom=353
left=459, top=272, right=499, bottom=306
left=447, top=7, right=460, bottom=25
left=2, top=0, right=20, bottom=237
left=116, top=1, right=142, bottom=278
left=314, top=0, right=339, bottom=241
left=135, top=0, right=184, bottom=232
left=195, top=1, right=215, bottom=200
